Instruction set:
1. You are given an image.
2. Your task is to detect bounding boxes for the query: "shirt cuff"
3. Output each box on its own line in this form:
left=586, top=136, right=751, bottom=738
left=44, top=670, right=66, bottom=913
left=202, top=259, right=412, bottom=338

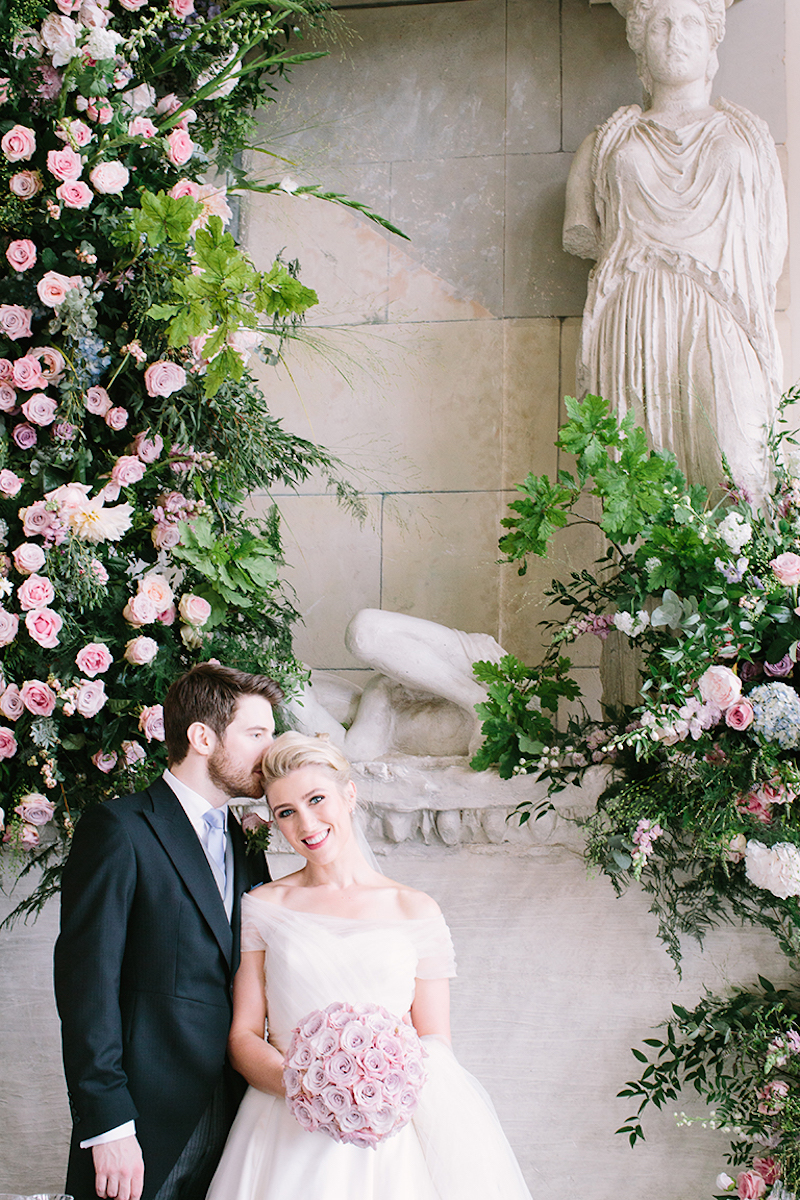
left=80, top=1120, right=136, bottom=1149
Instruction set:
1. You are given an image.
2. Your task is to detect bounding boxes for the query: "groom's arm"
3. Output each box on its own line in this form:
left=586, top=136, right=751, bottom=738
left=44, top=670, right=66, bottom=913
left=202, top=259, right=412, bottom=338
left=54, top=801, right=140, bottom=1141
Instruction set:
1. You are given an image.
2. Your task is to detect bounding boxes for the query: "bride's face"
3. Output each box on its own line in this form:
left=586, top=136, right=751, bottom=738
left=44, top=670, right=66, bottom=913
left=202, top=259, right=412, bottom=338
left=267, top=765, right=356, bottom=862
left=644, top=0, right=713, bottom=87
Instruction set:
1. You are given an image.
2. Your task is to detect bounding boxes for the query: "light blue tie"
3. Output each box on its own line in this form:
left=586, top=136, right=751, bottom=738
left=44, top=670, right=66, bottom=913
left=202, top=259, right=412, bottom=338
left=203, top=807, right=227, bottom=895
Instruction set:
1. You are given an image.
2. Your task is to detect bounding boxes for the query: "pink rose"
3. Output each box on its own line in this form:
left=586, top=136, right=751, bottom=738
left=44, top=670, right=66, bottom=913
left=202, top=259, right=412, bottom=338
left=9, top=170, right=42, bottom=198
left=178, top=593, right=211, bottom=628
left=139, top=704, right=165, bottom=742
left=19, top=501, right=60, bottom=541
left=15, top=793, right=55, bottom=825
left=241, top=811, right=271, bottom=835
left=92, top=749, right=118, bottom=773
left=119, top=0, right=150, bottom=10
left=0, top=383, right=16, bottom=412
left=121, top=739, right=146, bottom=765
left=57, top=118, right=92, bottom=146
left=0, top=360, right=12, bottom=380
left=725, top=699, right=754, bottom=730
left=47, top=146, right=83, bottom=181
left=12, top=423, right=37, bottom=450
left=144, top=360, right=187, bottom=398
left=6, top=239, right=37, bottom=272
left=124, top=636, right=159, bottom=666
left=170, top=0, right=195, bottom=14
left=751, top=1158, right=780, bottom=1187
left=1, top=124, right=36, bottom=162
left=46, top=481, right=91, bottom=516
left=0, top=609, right=19, bottom=647
left=771, top=552, right=800, bottom=588
left=76, top=642, right=113, bottom=677
left=165, top=129, right=194, bottom=167
left=18, top=572, right=55, bottom=610
left=21, top=392, right=58, bottom=426
left=17, top=823, right=39, bottom=849
left=737, top=1170, right=767, bottom=1200
left=138, top=573, right=174, bottom=613
left=75, top=678, right=107, bottom=718
left=128, top=115, right=158, bottom=139
left=133, top=431, right=163, bottom=462
left=105, top=406, right=129, bottom=430
left=37, top=271, right=75, bottom=307
left=169, top=178, right=200, bottom=200
left=86, top=98, right=114, bottom=125
left=57, top=180, right=93, bottom=209
left=698, top=664, right=741, bottom=711
left=0, top=304, right=33, bottom=340
left=12, top=356, right=45, bottom=390
left=0, top=727, right=18, bottom=759
left=0, top=684, right=24, bottom=721
left=85, top=385, right=111, bottom=416
left=111, top=455, right=145, bottom=488
left=20, top=679, right=56, bottom=716
left=151, top=521, right=181, bottom=551
left=90, top=161, right=130, bottom=194
left=25, top=607, right=63, bottom=648
left=736, top=792, right=773, bottom=824
left=0, top=470, right=24, bottom=498
left=123, top=592, right=158, bottom=626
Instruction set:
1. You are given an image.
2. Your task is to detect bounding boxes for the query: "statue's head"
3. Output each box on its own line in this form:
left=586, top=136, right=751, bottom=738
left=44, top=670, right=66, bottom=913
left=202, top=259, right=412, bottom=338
left=623, top=0, right=729, bottom=97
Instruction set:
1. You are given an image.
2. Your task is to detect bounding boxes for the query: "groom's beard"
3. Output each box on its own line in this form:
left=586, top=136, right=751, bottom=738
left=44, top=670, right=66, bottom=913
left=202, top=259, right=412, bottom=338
left=208, top=744, right=264, bottom=800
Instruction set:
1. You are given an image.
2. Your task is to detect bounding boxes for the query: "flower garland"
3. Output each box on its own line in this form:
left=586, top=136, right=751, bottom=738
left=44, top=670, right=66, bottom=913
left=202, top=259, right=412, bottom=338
left=0, top=0, right=378, bottom=919
left=472, top=390, right=800, bottom=965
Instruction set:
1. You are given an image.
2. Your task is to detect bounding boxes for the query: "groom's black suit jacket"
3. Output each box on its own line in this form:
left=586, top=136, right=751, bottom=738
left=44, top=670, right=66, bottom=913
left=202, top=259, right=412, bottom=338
left=54, top=777, right=270, bottom=1200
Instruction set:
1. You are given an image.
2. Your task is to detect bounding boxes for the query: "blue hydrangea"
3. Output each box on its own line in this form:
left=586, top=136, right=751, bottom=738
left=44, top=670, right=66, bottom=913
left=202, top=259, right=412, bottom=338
left=748, top=682, right=800, bottom=750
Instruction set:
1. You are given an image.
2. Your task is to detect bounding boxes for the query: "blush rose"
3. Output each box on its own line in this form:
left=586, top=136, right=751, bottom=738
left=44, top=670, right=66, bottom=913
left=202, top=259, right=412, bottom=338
left=143, top=360, right=187, bottom=398
left=25, top=607, right=63, bottom=648
left=75, top=642, right=113, bottom=677
left=698, top=664, right=742, bottom=711
left=770, top=552, right=800, bottom=588
left=6, top=239, right=37, bottom=271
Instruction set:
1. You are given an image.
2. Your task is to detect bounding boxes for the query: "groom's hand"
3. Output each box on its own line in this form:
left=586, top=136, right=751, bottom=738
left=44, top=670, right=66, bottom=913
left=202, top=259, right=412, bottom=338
left=92, top=1134, right=144, bottom=1200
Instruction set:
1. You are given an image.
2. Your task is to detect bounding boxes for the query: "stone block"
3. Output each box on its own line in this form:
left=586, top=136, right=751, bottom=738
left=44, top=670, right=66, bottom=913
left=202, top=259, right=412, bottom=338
left=390, top=156, right=505, bottom=315
left=561, top=0, right=641, bottom=153
left=717, top=0, right=787, bottom=142
left=249, top=492, right=382, bottom=668
left=501, top=318, right=561, bottom=488
left=271, top=0, right=507, bottom=166
left=381, top=491, right=505, bottom=637
left=505, top=151, right=592, bottom=318
left=505, top=0, right=562, bottom=155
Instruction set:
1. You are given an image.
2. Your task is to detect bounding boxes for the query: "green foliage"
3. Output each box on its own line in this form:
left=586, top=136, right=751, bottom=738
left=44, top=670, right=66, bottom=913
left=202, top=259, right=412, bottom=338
left=617, top=980, right=800, bottom=1192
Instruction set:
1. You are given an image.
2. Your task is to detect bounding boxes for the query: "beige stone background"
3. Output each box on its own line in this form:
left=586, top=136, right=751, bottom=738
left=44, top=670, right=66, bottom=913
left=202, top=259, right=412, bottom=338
left=3, top=2, right=800, bottom=1197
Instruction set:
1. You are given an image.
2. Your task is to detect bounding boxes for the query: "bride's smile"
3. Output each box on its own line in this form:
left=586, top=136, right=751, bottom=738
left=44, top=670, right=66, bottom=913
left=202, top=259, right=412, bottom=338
left=268, top=765, right=357, bottom=865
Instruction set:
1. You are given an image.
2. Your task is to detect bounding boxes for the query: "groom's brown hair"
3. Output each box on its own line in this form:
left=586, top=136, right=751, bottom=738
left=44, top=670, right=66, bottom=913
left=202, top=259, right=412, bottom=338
left=164, top=662, right=283, bottom=765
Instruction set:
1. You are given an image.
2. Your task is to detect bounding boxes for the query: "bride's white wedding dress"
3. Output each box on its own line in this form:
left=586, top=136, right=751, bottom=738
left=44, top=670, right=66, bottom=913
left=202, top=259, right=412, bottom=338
left=206, top=895, right=533, bottom=1200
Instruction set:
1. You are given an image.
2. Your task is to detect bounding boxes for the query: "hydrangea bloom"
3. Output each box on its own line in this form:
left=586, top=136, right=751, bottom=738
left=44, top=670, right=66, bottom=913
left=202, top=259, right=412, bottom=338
left=748, top=682, right=800, bottom=750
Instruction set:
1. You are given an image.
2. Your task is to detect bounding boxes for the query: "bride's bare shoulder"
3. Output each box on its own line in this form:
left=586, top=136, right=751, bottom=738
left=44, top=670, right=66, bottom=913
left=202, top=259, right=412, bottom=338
left=248, top=875, right=305, bottom=906
left=390, top=883, right=442, bottom=921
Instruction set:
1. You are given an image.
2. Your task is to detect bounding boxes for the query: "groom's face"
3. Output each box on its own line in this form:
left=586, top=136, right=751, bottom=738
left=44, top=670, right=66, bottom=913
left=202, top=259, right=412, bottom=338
left=207, top=694, right=276, bottom=800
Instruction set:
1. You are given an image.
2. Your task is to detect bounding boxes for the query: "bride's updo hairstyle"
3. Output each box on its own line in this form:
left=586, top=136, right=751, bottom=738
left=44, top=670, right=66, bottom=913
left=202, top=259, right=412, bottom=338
left=261, top=731, right=353, bottom=802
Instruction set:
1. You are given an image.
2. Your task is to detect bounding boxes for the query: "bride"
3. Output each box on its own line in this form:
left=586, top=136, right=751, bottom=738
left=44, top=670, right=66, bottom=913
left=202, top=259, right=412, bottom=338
left=205, top=732, right=533, bottom=1199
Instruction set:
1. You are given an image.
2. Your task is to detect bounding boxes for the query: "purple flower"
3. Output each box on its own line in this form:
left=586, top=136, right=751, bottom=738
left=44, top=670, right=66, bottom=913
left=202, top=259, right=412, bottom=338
left=765, top=654, right=794, bottom=678
left=12, top=422, right=37, bottom=449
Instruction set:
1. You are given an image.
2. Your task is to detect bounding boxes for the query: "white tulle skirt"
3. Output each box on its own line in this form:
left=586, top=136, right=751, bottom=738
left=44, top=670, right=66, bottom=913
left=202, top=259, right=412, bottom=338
left=206, top=1038, right=532, bottom=1200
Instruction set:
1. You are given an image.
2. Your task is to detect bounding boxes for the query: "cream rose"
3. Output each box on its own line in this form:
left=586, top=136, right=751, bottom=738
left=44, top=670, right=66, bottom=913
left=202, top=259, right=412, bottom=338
left=124, top=636, right=159, bottom=666
left=697, top=664, right=741, bottom=711
left=178, top=593, right=212, bottom=628
left=138, top=573, right=173, bottom=613
left=90, top=160, right=130, bottom=194
left=123, top=592, right=158, bottom=627
left=75, top=678, right=107, bottom=718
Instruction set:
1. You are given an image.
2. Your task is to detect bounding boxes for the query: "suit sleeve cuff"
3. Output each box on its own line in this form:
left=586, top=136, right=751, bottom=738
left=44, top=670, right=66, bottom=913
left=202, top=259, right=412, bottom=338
left=80, top=1120, right=136, bottom=1149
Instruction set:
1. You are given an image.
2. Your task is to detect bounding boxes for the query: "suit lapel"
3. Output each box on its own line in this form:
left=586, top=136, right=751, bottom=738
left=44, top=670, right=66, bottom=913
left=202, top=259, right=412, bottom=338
left=143, top=778, right=233, bottom=968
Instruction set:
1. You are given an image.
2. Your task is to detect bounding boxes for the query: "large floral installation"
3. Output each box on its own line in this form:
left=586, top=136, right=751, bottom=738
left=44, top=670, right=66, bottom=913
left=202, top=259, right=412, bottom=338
left=0, top=0, right=392, bottom=917
left=471, top=390, right=800, bottom=1196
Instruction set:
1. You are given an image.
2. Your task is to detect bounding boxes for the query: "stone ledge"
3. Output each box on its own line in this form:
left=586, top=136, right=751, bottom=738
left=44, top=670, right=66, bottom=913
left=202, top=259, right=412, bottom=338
left=261, top=758, right=611, bottom=851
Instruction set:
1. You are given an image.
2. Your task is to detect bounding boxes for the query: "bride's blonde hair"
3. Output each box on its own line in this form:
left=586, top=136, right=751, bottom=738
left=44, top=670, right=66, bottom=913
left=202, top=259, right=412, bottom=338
left=261, top=731, right=352, bottom=797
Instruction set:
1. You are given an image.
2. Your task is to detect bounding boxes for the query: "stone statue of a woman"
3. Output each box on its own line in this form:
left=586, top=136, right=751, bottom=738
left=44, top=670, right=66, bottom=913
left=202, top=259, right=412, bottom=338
left=564, top=0, right=787, bottom=501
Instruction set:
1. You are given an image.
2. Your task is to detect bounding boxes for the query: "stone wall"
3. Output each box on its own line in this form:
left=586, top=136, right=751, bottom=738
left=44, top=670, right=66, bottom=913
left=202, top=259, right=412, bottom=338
left=1, top=4, right=798, bottom=1198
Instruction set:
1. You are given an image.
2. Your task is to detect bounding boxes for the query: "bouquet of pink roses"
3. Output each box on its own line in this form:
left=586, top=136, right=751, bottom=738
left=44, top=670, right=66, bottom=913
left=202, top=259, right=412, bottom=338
left=282, top=1001, right=428, bottom=1150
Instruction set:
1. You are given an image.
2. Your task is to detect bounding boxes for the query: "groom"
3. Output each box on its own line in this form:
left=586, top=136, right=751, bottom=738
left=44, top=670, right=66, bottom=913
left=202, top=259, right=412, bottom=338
left=54, top=662, right=281, bottom=1200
